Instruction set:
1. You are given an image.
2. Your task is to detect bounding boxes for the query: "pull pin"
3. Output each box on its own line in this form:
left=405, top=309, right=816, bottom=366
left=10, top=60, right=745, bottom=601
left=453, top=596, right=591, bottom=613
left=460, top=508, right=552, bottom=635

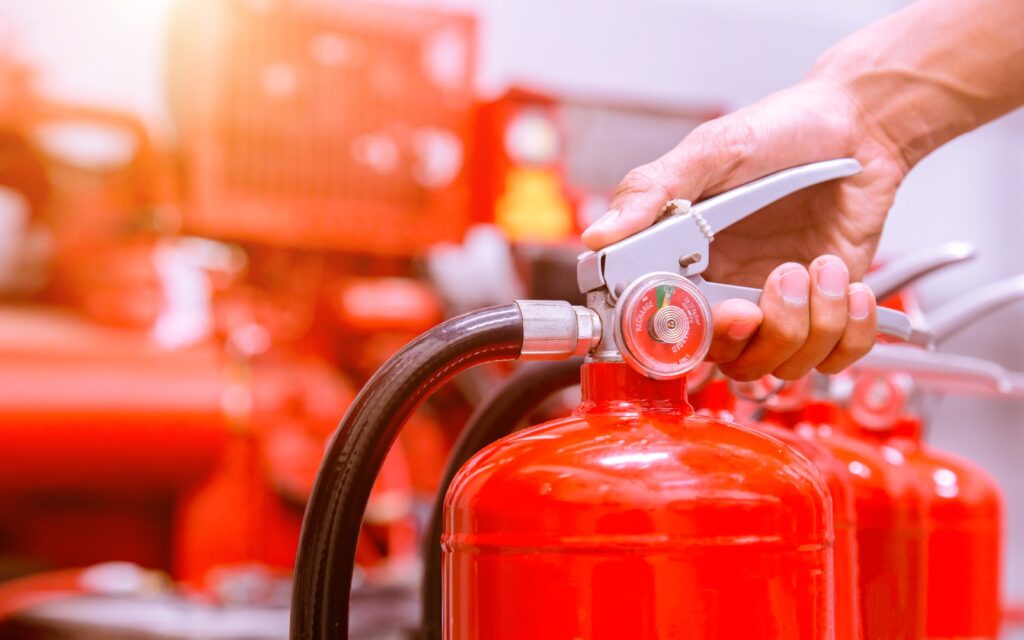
left=663, top=198, right=714, bottom=243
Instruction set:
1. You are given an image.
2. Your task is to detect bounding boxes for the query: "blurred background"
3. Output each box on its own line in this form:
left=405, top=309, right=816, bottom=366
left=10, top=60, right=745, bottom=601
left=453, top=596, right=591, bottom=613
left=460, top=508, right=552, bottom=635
left=0, top=0, right=1021, bottom=637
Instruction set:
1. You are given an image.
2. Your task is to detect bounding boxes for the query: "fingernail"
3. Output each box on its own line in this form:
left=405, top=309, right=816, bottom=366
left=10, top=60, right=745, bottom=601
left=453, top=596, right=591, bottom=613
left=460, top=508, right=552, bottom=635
left=817, top=259, right=847, bottom=297
left=780, top=268, right=809, bottom=305
left=727, top=319, right=757, bottom=341
left=588, top=209, right=620, bottom=231
left=849, top=286, right=872, bottom=320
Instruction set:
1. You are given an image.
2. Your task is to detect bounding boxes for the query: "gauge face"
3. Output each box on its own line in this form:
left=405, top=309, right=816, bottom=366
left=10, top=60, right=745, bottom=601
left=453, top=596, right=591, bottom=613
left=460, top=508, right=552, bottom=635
left=615, top=273, right=712, bottom=379
left=850, top=372, right=909, bottom=431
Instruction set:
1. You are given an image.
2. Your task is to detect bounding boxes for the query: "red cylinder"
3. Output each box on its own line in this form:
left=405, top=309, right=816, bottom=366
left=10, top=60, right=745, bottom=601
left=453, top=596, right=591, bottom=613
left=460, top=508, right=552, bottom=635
left=789, top=402, right=928, bottom=640
left=444, top=362, right=835, bottom=639
left=868, top=417, right=1002, bottom=639
left=691, top=380, right=862, bottom=640
left=0, top=341, right=228, bottom=494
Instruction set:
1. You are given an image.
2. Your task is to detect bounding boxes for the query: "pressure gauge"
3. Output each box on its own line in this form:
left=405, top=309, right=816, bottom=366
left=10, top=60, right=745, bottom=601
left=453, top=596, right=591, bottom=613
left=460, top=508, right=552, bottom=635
left=614, top=272, right=713, bottom=380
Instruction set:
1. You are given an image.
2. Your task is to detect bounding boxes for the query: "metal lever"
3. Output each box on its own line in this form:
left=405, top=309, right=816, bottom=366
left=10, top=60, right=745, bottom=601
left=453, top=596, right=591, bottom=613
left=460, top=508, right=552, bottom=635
left=577, top=159, right=863, bottom=297
left=853, top=343, right=1024, bottom=398
left=863, top=242, right=976, bottom=301
left=694, top=277, right=932, bottom=346
left=927, top=274, right=1024, bottom=343
left=690, top=158, right=861, bottom=236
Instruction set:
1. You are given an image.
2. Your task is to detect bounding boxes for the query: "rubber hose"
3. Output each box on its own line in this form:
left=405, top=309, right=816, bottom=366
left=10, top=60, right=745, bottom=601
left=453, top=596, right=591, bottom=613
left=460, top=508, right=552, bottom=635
left=290, top=305, right=524, bottom=640
left=419, top=358, right=583, bottom=640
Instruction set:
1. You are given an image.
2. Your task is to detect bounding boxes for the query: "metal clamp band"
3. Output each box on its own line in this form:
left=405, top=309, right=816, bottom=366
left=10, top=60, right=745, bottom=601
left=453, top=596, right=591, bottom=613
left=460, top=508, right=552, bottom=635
left=516, top=300, right=602, bottom=360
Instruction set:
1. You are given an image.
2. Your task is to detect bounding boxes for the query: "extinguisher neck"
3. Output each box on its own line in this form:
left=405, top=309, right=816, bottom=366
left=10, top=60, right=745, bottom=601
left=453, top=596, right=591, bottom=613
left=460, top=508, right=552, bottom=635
left=761, top=408, right=806, bottom=429
left=578, top=361, right=692, bottom=414
left=688, top=379, right=735, bottom=414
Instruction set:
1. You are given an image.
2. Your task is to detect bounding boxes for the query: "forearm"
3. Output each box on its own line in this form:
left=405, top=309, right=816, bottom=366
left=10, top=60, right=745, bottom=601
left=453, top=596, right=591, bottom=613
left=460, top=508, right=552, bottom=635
left=809, top=0, right=1024, bottom=170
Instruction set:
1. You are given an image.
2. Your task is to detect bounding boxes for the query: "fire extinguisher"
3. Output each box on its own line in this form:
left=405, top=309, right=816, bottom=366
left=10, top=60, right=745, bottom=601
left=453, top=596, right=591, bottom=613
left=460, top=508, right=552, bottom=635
left=701, top=375, right=863, bottom=640
left=290, top=159, right=924, bottom=639
left=789, top=398, right=928, bottom=640
left=730, top=372, right=926, bottom=640
left=847, top=273, right=1024, bottom=639
left=421, top=362, right=862, bottom=640
left=742, top=242, right=990, bottom=640
left=849, top=372, right=1002, bottom=640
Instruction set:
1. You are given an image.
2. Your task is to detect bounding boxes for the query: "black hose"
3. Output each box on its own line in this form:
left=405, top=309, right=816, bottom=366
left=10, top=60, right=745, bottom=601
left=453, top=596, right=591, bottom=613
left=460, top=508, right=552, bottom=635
left=419, top=358, right=583, bottom=640
left=290, top=305, right=525, bottom=640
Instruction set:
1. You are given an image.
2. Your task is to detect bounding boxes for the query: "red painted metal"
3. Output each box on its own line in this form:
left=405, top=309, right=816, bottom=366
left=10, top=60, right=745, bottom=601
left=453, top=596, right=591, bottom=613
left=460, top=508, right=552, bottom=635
left=444, top=362, right=835, bottom=639
left=168, top=0, right=477, bottom=256
left=0, top=307, right=223, bottom=572
left=789, top=402, right=928, bottom=640
left=849, top=373, right=1003, bottom=639
left=899, top=421, right=1002, bottom=639
left=470, top=88, right=716, bottom=240
left=0, top=323, right=227, bottom=495
left=0, top=305, right=421, bottom=587
left=690, top=379, right=862, bottom=640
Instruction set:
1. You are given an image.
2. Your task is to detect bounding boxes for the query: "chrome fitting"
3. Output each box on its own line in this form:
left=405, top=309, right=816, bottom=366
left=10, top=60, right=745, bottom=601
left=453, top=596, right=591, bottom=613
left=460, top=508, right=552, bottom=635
left=515, top=300, right=602, bottom=360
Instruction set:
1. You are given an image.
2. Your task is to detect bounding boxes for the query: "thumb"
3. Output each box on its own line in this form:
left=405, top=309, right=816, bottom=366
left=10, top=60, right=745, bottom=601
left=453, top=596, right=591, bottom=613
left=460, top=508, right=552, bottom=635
left=581, top=121, right=746, bottom=250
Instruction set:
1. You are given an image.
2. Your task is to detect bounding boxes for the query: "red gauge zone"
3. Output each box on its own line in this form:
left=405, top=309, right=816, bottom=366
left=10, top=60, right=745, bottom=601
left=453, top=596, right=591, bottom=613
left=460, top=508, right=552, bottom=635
left=617, top=274, right=712, bottom=379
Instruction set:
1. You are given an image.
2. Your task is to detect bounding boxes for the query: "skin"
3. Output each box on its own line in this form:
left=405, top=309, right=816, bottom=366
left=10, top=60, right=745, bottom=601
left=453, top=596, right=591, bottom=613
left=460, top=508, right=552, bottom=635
left=583, top=0, right=1024, bottom=381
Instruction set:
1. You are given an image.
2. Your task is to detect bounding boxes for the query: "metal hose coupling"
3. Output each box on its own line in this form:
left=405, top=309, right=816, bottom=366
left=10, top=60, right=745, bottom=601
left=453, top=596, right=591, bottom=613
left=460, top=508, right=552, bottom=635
left=515, top=300, right=602, bottom=359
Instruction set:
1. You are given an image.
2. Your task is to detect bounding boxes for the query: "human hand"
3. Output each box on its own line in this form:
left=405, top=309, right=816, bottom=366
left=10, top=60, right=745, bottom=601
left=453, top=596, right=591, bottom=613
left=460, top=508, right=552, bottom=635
left=583, top=81, right=908, bottom=380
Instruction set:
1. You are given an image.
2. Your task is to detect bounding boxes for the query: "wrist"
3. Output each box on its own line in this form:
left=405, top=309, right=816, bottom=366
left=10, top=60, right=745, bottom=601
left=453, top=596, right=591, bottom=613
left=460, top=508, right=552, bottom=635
left=808, top=46, right=924, bottom=174
left=805, top=0, right=1018, bottom=172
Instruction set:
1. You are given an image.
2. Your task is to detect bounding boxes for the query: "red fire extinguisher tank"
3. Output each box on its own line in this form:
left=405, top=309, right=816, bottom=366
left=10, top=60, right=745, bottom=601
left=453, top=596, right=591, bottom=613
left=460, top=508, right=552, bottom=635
left=793, top=403, right=928, bottom=640
left=901, top=422, right=1002, bottom=639
left=846, top=371, right=1002, bottom=638
left=444, top=362, right=836, bottom=639
left=691, top=379, right=861, bottom=640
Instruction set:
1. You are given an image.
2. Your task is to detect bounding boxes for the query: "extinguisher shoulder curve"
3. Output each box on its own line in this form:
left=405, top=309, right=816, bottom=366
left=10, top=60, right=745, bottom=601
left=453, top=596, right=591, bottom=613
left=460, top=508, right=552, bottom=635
left=805, top=427, right=927, bottom=523
left=444, top=412, right=833, bottom=544
left=754, top=421, right=857, bottom=523
left=905, top=446, right=1004, bottom=516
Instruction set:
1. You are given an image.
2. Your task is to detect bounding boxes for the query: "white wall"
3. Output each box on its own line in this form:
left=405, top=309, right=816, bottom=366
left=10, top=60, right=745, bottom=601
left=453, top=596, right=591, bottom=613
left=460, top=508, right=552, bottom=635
left=4, top=0, right=1024, bottom=603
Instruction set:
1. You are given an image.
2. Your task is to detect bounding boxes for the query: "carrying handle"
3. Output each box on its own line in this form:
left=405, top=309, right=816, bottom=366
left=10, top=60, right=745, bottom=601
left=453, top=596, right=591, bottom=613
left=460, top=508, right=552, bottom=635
left=692, top=158, right=862, bottom=235
left=927, top=274, right=1024, bottom=343
left=852, top=343, right=1024, bottom=397
left=577, top=158, right=864, bottom=294
left=863, top=242, right=976, bottom=301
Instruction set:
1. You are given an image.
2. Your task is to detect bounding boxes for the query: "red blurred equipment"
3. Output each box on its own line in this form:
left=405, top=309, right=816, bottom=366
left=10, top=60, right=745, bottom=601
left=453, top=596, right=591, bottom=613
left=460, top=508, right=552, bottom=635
left=471, top=88, right=715, bottom=243
left=168, top=0, right=477, bottom=256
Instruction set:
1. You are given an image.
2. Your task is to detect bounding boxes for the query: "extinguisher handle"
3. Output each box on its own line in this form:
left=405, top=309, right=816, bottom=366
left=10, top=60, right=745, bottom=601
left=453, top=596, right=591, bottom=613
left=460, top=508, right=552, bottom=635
left=694, top=277, right=932, bottom=346
left=577, top=158, right=862, bottom=298
left=926, top=273, right=1024, bottom=344
left=863, top=241, right=977, bottom=301
left=852, top=343, right=1023, bottom=397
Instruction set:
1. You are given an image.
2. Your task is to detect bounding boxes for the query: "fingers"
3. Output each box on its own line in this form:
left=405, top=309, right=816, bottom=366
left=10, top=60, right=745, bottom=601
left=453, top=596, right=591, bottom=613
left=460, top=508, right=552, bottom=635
left=710, top=258, right=878, bottom=381
left=581, top=120, right=749, bottom=250
left=773, top=256, right=849, bottom=379
left=581, top=159, right=675, bottom=250
left=718, top=263, right=810, bottom=381
left=708, top=298, right=763, bottom=364
left=817, top=283, right=877, bottom=374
